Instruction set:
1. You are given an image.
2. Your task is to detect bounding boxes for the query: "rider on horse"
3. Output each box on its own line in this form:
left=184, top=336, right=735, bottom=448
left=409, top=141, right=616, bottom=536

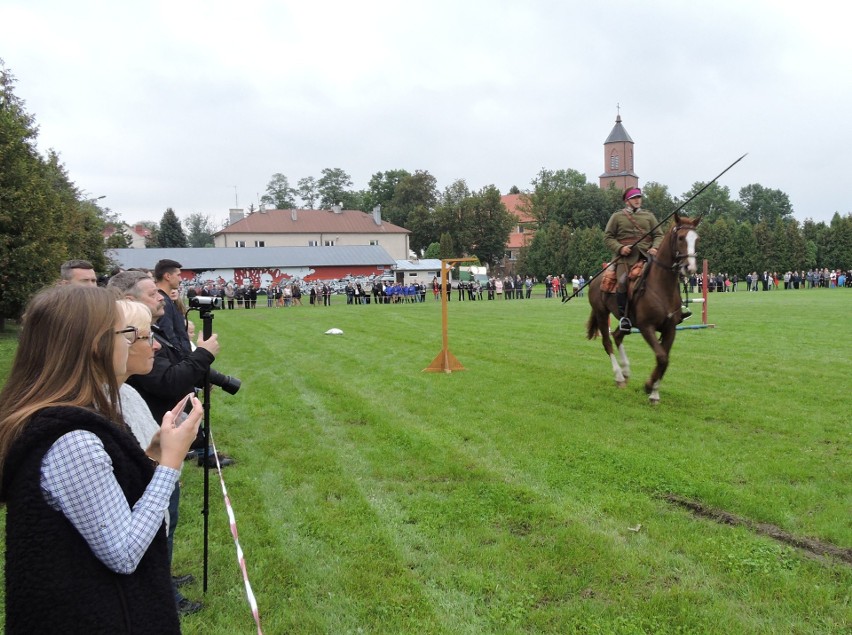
left=604, top=187, right=663, bottom=332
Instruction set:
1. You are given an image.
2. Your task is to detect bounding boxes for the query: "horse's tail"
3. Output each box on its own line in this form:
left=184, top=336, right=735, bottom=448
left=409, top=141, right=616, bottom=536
left=586, top=312, right=599, bottom=340
left=586, top=277, right=602, bottom=340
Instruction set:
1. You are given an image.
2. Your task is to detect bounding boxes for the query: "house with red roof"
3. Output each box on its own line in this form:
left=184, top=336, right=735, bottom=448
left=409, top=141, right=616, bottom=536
left=213, top=205, right=411, bottom=260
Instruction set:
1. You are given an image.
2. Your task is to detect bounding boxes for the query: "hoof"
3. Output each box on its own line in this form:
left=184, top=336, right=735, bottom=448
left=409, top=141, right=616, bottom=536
left=648, top=396, right=660, bottom=404
left=616, top=381, right=628, bottom=389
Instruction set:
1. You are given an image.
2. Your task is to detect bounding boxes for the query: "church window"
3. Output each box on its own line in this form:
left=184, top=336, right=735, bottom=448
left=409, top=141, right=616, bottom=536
left=610, top=152, right=619, bottom=170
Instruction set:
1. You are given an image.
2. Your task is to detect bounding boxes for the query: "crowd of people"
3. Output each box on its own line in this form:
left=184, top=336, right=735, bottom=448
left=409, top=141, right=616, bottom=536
left=680, top=268, right=851, bottom=293
left=0, top=258, right=242, bottom=631
left=174, top=273, right=596, bottom=309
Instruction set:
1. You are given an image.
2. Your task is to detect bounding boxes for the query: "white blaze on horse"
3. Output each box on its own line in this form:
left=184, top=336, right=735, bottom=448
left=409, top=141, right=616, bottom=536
left=586, top=214, right=701, bottom=403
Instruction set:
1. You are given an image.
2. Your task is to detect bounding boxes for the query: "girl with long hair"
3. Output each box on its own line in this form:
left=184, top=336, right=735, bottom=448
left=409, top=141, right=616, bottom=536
left=0, top=285, right=202, bottom=634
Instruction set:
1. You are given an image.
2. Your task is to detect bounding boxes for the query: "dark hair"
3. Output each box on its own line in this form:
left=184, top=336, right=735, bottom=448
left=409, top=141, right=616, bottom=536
left=60, top=259, right=95, bottom=280
left=154, top=259, right=182, bottom=281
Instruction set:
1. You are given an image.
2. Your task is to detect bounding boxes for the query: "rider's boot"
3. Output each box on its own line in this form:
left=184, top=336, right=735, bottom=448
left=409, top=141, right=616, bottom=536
left=616, top=291, right=632, bottom=332
left=679, top=305, right=693, bottom=323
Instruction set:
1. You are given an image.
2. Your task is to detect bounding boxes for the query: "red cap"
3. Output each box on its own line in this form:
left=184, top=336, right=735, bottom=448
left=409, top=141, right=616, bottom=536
left=623, top=187, right=642, bottom=201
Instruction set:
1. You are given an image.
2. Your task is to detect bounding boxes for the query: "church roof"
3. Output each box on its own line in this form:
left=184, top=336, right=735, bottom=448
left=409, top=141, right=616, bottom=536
left=604, top=114, right=634, bottom=144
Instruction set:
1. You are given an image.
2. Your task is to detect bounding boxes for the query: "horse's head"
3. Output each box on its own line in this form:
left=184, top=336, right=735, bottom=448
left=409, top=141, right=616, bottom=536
left=668, top=213, right=701, bottom=276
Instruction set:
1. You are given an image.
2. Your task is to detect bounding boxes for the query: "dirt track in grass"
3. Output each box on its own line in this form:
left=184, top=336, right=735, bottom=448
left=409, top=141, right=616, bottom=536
left=663, top=493, right=852, bottom=566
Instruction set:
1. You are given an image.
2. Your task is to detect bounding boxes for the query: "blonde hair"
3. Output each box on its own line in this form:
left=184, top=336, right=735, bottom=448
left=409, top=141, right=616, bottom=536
left=0, top=286, right=124, bottom=476
left=116, top=299, right=153, bottom=332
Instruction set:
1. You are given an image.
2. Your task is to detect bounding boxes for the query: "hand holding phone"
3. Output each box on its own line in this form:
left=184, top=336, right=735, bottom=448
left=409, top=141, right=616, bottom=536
left=158, top=394, right=204, bottom=469
left=169, top=393, right=193, bottom=428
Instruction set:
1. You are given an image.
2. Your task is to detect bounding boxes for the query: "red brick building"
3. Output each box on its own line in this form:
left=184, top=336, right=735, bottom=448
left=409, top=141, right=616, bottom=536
left=500, top=193, right=536, bottom=273
left=598, top=112, right=638, bottom=191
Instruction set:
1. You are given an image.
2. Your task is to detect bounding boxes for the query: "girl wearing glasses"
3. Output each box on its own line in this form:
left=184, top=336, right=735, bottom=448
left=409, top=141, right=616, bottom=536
left=0, top=286, right=202, bottom=633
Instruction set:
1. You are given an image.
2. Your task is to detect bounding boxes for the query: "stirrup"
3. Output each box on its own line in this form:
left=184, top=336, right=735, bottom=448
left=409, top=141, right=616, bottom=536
left=618, top=317, right=633, bottom=332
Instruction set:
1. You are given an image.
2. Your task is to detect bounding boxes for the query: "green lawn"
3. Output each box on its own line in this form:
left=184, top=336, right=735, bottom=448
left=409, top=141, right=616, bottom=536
left=1, top=288, right=850, bottom=634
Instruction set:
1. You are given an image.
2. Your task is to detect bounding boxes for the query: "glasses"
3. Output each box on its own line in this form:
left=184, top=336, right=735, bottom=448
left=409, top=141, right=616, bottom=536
left=115, top=326, right=156, bottom=346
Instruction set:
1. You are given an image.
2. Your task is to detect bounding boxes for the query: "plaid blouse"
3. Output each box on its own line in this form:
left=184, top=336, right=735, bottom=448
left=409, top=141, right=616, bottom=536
left=40, top=430, right=179, bottom=574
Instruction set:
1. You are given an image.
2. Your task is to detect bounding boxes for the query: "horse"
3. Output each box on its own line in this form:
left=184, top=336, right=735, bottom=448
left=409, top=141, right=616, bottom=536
left=586, top=213, right=701, bottom=403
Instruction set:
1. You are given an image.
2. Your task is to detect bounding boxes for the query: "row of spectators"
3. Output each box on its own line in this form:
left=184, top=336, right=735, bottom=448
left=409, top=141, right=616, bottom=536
left=682, top=268, right=851, bottom=294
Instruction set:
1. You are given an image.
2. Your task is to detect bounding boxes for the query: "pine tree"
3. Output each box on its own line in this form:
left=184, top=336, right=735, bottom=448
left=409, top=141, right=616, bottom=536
left=439, top=232, right=455, bottom=259
left=156, top=208, right=188, bottom=248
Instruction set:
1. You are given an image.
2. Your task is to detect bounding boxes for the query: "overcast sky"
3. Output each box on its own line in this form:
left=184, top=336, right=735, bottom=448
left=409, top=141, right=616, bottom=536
left=2, top=0, right=848, bottom=226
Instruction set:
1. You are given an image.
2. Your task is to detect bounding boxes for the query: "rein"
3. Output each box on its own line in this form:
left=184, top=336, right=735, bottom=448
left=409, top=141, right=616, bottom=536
left=648, top=225, right=696, bottom=273
left=644, top=225, right=698, bottom=318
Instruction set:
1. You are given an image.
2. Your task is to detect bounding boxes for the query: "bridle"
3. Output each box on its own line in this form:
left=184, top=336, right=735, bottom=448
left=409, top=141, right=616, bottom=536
left=649, top=224, right=699, bottom=276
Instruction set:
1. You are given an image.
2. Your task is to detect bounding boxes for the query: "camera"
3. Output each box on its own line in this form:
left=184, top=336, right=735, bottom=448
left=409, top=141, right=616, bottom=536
left=189, top=295, right=223, bottom=309
left=186, top=294, right=239, bottom=394
left=208, top=368, right=241, bottom=395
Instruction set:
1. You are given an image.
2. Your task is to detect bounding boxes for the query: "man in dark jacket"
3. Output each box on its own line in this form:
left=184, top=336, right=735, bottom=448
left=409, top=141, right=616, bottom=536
left=154, top=259, right=192, bottom=357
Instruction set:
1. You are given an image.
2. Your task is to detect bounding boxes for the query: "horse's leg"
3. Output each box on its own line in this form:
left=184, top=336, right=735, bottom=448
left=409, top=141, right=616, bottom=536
left=613, top=331, right=632, bottom=379
left=599, top=310, right=627, bottom=387
left=638, top=324, right=674, bottom=404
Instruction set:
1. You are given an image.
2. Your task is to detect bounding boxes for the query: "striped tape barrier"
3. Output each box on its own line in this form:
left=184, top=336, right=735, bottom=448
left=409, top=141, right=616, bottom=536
left=210, top=431, right=263, bottom=634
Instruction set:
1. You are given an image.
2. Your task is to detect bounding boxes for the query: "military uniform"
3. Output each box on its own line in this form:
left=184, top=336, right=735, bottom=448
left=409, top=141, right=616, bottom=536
left=604, top=206, right=663, bottom=291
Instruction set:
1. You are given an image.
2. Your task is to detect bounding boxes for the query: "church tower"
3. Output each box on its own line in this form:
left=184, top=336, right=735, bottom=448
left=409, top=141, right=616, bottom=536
left=599, top=111, right=638, bottom=191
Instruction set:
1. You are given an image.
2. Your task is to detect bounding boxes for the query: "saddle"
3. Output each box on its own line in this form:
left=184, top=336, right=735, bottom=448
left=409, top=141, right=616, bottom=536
left=601, top=260, right=647, bottom=296
left=627, top=261, right=649, bottom=300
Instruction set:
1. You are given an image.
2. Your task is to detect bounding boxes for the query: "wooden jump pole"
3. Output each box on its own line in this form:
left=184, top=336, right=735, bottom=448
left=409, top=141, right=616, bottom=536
left=423, top=257, right=478, bottom=373
left=702, top=258, right=709, bottom=325
left=676, top=258, right=715, bottom=330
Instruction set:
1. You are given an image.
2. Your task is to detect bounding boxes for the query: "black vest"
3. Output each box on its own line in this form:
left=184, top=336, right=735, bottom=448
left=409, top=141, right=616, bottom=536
left=1, top=406, right=180, bottom=634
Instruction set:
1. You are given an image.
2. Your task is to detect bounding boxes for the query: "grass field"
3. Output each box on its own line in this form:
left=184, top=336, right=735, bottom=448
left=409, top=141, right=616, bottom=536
left=1, top=288, right=850, bottom=634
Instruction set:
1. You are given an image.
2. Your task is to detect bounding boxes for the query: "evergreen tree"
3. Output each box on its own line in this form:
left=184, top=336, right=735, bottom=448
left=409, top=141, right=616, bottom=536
left=156, top=208, right=188, bottom=248
left=824, top=213, right=852, bottom=270
left=439, top=232, right=455, bottom=259
left=728, top=221, right=758, bottom=275
left=45, top=152, right=107, bottom=271
left=566, top=226, right=608, bottom=278
left=0, top=60, right=105, bottom=323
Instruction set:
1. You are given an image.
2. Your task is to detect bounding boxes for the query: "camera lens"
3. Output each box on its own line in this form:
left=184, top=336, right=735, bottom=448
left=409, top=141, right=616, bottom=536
left=208, top=368, right=241, bottom=395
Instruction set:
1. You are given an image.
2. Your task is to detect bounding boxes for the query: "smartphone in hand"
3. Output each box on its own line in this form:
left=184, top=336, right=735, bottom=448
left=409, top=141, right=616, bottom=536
left=169, top=393, right=193, bottom=427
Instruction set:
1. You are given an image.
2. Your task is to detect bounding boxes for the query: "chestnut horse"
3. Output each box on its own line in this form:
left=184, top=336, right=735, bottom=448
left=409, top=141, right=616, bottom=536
left=586, top=213, right=701, bottom=403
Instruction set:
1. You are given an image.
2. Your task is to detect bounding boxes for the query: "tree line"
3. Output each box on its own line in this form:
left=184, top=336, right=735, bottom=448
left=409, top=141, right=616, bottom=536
left=106, top=209, right=219, bottom=250
left=257, top=166, right=852, bottom=280
left=4, top=55, right=850, bottom=321
left=516, top=172, right=852, bottom=279
left=254, top=168, right=516, bottom=268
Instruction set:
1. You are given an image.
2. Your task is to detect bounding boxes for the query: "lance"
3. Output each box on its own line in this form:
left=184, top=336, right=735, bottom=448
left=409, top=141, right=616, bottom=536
left=562, top=153, right=747, bottom=303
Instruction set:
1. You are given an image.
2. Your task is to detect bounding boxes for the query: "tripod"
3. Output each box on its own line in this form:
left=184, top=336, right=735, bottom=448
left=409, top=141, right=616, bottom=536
left=198, top=305, right=214, bottom=593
